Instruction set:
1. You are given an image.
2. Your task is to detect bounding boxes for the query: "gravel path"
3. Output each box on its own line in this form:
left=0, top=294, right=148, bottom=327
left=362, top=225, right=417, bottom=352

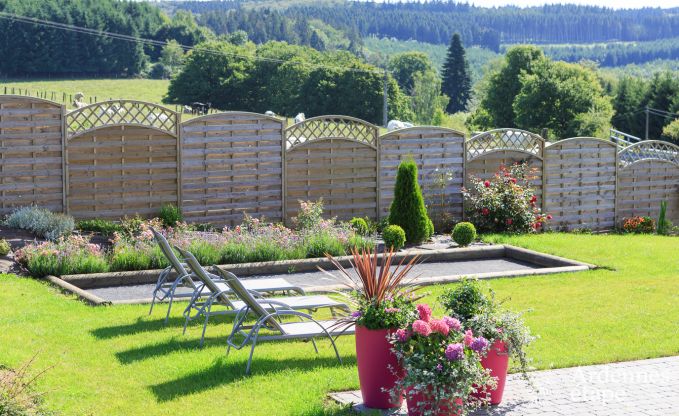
left=88, top=258, right=539, bottom=302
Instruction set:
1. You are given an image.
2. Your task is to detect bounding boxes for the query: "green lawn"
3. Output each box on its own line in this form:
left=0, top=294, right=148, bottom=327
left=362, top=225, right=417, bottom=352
left=0, top=78, right=170, bottom=109
left=0, top=233, right=677, bottom=415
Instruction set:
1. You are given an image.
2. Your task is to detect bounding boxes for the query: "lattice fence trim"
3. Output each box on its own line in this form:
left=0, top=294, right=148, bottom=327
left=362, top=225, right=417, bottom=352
left=618, top=140, right=679, bottom=168
left=284, top=115, right=378, bottom=150
left=467, top=129, right=544, bottom=161
left=66, top=100, right=177, bottom=138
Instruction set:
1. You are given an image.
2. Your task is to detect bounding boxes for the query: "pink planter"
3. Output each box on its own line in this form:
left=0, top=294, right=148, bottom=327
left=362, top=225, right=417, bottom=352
left=406, top=389, right=463, bottom=416
left=474, top=339, right=509, bottom=405
left=355, top=325, right=403, bottom=409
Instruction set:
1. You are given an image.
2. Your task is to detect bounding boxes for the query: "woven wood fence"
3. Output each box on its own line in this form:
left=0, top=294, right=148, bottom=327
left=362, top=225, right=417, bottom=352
left=0, top=96, right=64, bottom=215
left=284, top=116, right=379, bottom=221
left=617, top=141, right=679, bottom=225
left=181, top=112, right=284, bottom=226
left=380, top=127, right=465, bottom=229
left=544, top=138, right=618, bottom=230
left=65, top=101, right=179, bottom=220
left=1, top=95, right=678, bottom=231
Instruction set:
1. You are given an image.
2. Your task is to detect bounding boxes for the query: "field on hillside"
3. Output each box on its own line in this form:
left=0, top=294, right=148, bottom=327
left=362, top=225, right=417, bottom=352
left=0, top=78, right=170, bottom=109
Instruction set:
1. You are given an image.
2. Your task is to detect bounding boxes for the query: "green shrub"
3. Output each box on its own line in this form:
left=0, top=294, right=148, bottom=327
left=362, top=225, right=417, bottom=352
left=657, top=201, right=669, bottom=235
left=349, top=217, right=369, bottom=236
left=77, top=219, right=122, bottom=236
left=305, top=232, right=346, bottom=258
left=120, top=214, right=145, bottom=238
left=346, top=234, right=374, bottom=252
left=110, top=244, right=152, bottom=271
left=382, top=225, right=406, bottom=250
left=0, top=239, right=10, bottom=256
left=388, top=159, right=432, bottom=244
left=622, top=216, right=655, bottom=234
left=159, top=204, right=183, bottom=227
left=438, top=278, right=488, bottom=323
left=376, top=217, right=390, bottom=233
left=452, top=222, right=476, bottom=246
left=5, top=206, right=75, bottom=241
left=187, top=240, right=222, bottom=266
left=426, top=217, right=434, bottom=239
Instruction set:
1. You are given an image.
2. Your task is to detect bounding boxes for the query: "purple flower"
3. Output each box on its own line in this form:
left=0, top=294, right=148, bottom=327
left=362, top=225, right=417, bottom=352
left=470, top=336, right=489, bottom=353
left=445, top=343, right=464, bottom=361
left=351, top=311, right=362, bottom=318
left=396, top=328, right=411, bottom=342
left=442, top=316, right=462, bottom=332
left=384, top=307, right=400, bottom=313
left=436, top=363, right=443, bottom=372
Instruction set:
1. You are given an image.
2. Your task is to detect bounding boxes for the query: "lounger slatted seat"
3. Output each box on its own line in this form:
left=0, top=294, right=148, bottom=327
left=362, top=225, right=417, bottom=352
left=176, top=247, right=350, bottom=347
left=149, top=228, right=305, bottom=323
left=211, top=266, right=355, bottom=375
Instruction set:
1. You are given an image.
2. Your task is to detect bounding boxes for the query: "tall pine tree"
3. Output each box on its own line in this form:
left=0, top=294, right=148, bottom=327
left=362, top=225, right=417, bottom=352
left=441, top=33, right=472, bottom=113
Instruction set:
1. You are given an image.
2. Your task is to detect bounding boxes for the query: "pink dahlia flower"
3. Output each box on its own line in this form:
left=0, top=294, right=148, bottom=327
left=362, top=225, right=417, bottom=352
left=464, top=329, right=474, bottom=346
left=442, top=316, right=462, bottom=332
left=396, top=328, right=411, bottom=342
left=430, top=319, right=450, bottom=336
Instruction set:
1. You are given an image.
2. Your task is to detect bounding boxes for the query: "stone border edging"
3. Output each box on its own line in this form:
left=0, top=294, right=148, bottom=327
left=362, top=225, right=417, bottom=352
left=57, top=244, right=594, bottom=291
left=45, top=275, right=111, bottom=306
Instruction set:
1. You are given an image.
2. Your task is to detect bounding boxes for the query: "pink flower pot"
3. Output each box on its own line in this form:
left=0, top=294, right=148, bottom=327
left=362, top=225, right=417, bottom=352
left=473, top=339, right=509, bottom=405
left=406, top=388, right=463, bottom=416
left=355, top=325, right=403, bottom=409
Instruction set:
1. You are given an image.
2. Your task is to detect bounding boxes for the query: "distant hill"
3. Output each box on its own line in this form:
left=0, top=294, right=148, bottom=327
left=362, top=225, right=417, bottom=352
left=170, top=1, right=679, bottom=51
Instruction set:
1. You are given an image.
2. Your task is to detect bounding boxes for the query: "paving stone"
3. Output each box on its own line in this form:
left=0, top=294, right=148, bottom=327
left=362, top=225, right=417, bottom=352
left=330, top=356, right=679, bottom=415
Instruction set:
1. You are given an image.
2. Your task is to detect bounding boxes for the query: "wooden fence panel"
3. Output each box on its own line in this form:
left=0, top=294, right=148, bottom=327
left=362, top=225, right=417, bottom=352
left=181, top=112, right=284, bottom=226
left=544, top=138, right=617, bottom=230
left=66, top=125, right=179, bottom=219
left=379, top=127, right=465, bottom=229
left=618, top=160, right=679, bottom=225
left=0, top=96, right=64, bottom=215
left=286, top=138, right=378, bottom=221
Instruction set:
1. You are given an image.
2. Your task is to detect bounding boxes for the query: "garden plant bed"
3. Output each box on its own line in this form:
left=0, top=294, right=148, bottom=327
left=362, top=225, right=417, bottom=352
left=55, top=244, right=594, bottom=304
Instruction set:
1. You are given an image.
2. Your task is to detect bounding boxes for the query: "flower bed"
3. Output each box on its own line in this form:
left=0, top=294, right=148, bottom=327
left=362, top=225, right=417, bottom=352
left=15, top=201, right=374, bottom=277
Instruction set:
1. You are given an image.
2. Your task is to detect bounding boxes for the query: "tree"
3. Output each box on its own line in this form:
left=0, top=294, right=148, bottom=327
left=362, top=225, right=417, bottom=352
left=309, top=31, right=326, bottom=51
left=662, top=119, right=679, bottom=144
left=612, top=76, right=648, bottom=137
left=388, top=159, right=432, bottom=245
left=441, top=33, right=472, bottom=113
left=644, top=72, right=679, bottom=139
left=410, top=70, right=449, bottom=125
left=513, top=60, right=613, bottom=139
left=159, top=40, right=185, bottom=71
left=472, top=45, right=545, bottom=128
left=388, top=52, right=434, bottom=93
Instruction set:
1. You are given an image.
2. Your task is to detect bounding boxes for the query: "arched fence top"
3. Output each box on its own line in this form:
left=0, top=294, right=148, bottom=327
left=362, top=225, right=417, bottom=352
left=379, top=126, right=465, bottom=140
left=618, top=140, right=679, bottom=168
left=467, top=128, right=544, bottom=161
left=545, top=136, right=618, bottom=149
left=0, top=95, right=63, bottom=108
left=284, top=115, right=378, bottom=150
left=180, top=111, right=283, bottom=127
left=66, top=100, right=177, bottom=138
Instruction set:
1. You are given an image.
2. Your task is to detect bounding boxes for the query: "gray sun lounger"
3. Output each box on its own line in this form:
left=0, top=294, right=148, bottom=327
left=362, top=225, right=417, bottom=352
left=212, top=266, right=355, bottom=375
left=176, top=247, right=350, bottom=347
left=149, top=228, right=305, bottom=324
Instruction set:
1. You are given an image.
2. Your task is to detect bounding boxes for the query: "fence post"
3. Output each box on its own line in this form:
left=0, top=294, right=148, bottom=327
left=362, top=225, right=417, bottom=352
left=61, top=104, right=69, bottom=215
left=281, top=117, right=288, bottom=226
left=614, top=143, right=620, bottom=227
left=540, top=136, right=547, bottom=215
left=176, top=110, right=183, bottom=211
left=376, top=127, right=381, bottom=221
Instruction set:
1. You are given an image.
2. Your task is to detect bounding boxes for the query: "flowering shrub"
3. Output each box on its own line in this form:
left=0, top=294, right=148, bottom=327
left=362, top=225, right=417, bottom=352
left=0, top=239, right=10, bottom=256
left=622, top=216, right=655, bottom=234
left=294, top=199, right=325, bottom=230
left=390, top=303, right=495, bottom=414
left=463, top=163, right=550, bottom=233
left=14, top=235, right=109, bottom=277
left=440, top=279, right=536, bottom=381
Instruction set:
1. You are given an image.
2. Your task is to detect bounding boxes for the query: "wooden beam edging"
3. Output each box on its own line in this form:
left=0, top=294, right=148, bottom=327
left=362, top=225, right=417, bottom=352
left=45, top=275, right=111, bottom=306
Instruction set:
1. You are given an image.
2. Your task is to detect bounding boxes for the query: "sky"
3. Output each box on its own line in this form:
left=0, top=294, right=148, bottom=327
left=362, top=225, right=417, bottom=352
left=466, top=0, right=679, bottom=7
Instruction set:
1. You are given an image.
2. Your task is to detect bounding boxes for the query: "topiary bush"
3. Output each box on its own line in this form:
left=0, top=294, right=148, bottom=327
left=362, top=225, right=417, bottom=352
left=426, top=217, right=434, bottom=239
left=159, top=204, right=183, bottom=227
left=349, top=217, right=369, bottom=236
left=452, top=222, right=476, bottom=246
left=388, top=159, right=432, bottom=244
left=382, top=225, right=406, bottom=250
left=0, top=239, right=10, bottom=256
